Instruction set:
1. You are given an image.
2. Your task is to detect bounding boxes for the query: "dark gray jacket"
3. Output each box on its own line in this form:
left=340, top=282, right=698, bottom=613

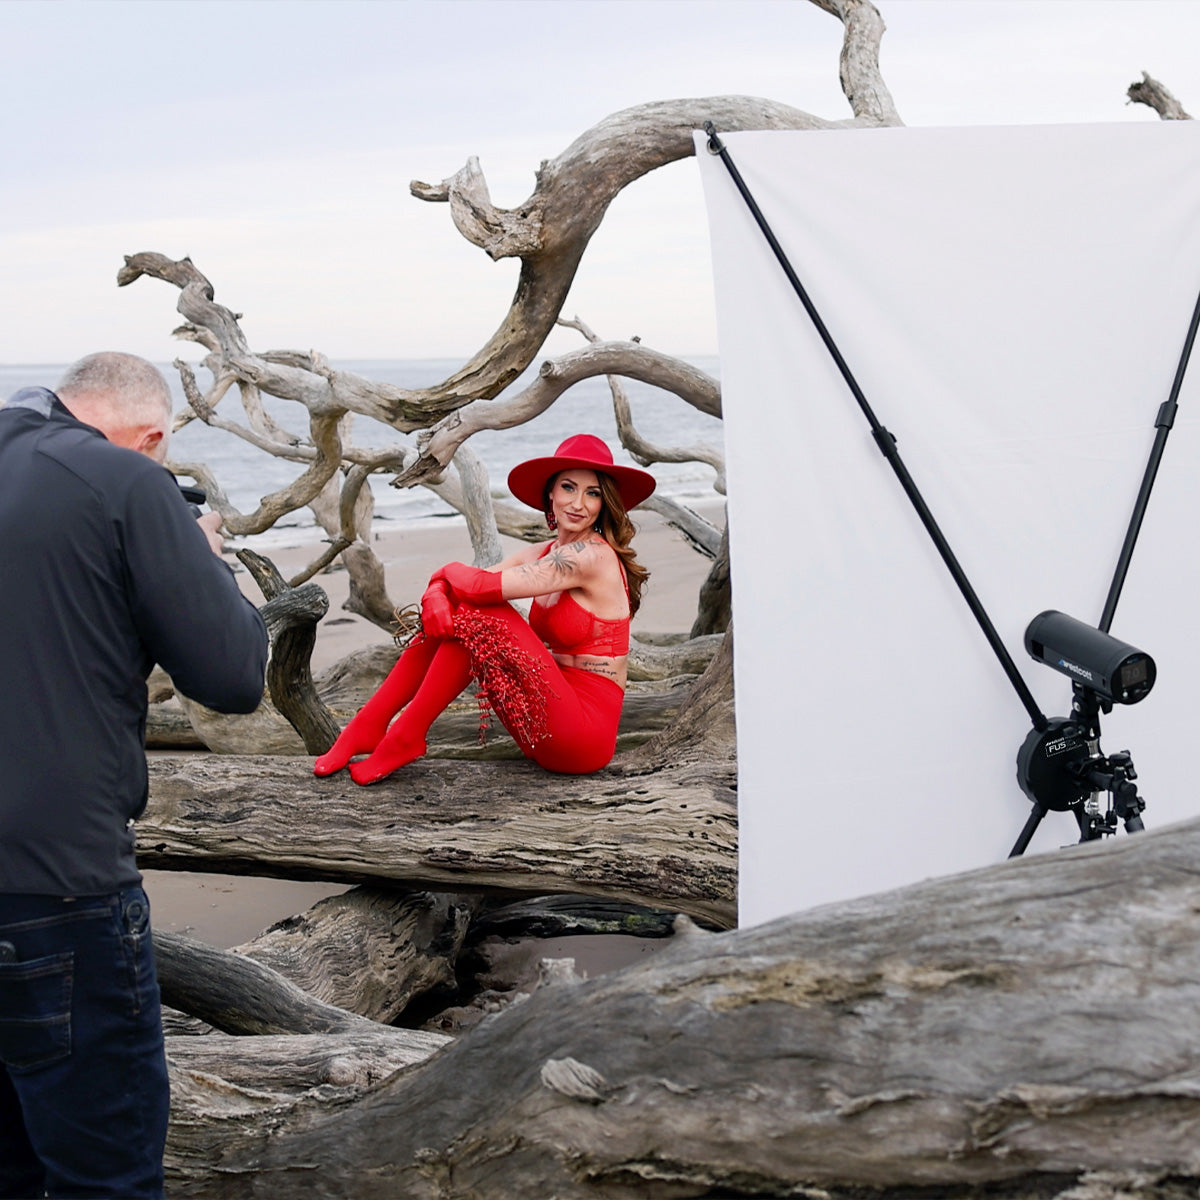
left=0, top=388, right=268, bottom=894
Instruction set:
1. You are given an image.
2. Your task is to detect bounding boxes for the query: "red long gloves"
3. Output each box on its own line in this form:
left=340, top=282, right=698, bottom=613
left=433, top=563, right=504, bottom=606
left=419, top=564, right=502, bottom=640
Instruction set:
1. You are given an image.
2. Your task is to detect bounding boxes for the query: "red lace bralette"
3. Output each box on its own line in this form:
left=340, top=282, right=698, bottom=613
left=528, top=546, right=630, bottom=656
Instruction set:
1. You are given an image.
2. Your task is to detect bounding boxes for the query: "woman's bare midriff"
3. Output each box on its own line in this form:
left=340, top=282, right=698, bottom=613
left=551, top=652, right=627, bottom=689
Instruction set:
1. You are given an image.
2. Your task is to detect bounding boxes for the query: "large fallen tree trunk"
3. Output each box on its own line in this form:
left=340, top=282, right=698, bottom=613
left=138, top=754, right=737, bottom=926
left=159, top=814, right=1200, bottom=1198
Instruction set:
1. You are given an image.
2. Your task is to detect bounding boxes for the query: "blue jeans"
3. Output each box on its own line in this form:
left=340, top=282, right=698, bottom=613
left=0, top=889, right=169, bottom=1199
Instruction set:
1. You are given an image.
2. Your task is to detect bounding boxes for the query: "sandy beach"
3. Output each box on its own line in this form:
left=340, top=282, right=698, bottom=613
left=144, top=498, right=725, bottom=956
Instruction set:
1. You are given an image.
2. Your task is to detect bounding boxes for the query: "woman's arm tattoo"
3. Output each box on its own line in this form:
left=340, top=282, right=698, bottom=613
left=545, top=545, right=577, bottom=574
left=515, top=539, right=603, bottom=583
left=546, top=541, right=597, bottom=575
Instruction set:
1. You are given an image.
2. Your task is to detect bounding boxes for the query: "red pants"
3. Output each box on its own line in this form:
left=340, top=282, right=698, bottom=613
left=315, top=600, right=626, bottom=782
left=441, top=601, right=624, bottom=774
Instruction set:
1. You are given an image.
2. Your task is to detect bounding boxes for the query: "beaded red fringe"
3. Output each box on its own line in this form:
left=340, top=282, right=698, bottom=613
left=452, top=608, right=554, bottom=748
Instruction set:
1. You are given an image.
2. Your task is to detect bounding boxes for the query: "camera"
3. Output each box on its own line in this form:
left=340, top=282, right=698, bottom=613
left=1024, top=610, right=1155, bottom=705
left=178, top=484, right=206, bottom=520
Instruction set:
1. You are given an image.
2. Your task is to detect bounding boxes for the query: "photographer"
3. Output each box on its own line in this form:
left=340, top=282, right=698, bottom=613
left=0, top=353, right=268, bottom=1199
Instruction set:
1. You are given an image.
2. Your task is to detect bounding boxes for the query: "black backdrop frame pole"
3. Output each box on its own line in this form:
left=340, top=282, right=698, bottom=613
left=703, top=122, right=1048, bottom=733
left=1098, top=285, right=1200, bottom=633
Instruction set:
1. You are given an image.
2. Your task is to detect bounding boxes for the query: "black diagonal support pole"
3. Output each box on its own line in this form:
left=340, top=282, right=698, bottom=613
left=1098, top=284, right=1200, bottom=633
left=704, top=121, right=1048, bottom=733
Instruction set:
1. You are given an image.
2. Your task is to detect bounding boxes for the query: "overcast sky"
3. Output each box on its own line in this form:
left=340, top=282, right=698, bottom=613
left=4, top=0, right=1200, bottom=367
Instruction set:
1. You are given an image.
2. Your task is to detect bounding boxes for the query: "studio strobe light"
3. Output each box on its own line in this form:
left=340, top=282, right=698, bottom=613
left=1024, top=610, right=1155, bottom=705
left=1015, top=612, right=1154, bottom=851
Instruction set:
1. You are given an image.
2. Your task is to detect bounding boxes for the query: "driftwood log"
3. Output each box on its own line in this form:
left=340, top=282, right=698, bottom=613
left=152, top=676, right=702, bottom=755
left=238, top=548, right=341, bottom=754
left=156, top=815, right=1200, bottom=1198
left=164, top=1029, right=449, bottom=1193
left=232, top=887, right=479, bottom=1023
left=166, top=1027, right=448, bottom=1095
left=145, top=699, right=206, bottom=749
left=689, top=524, right=731, bottom=638
left=153, top=930, right=379, bottom=1035
left=170, top=575, right=339, bottom=753
left=138, top=752, right=736, bottom=927
left=466, top=894, right=707, bottom=942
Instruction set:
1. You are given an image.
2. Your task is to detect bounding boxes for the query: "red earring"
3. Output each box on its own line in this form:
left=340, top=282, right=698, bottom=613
left=546, top=509, right=557, bottom=531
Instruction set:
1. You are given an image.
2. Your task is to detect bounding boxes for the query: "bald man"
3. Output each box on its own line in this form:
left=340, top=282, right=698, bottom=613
left=0, top=353, right=268, bottom=1199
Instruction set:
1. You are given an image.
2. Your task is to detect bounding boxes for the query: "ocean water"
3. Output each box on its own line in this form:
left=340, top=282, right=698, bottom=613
left=1, top=357, right=725, bottom=549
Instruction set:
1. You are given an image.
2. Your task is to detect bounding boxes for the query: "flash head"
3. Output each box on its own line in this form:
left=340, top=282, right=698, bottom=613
left=1024, top=610, right=1155, bottom=705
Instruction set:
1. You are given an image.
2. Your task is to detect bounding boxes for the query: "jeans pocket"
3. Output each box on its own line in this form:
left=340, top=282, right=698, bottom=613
left=118, top=889, right=157, bottom=1017
left=0, top=952, right=73, bottom=1072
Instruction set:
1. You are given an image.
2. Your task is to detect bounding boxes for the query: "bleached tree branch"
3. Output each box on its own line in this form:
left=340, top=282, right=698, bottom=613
left=1128, top=71, right=1192, bottom=120
left=402, top=0, right=900, bottom=413
left=558, top=316, right=727, bottom=493
left=392, top=341, right=721, bottom=490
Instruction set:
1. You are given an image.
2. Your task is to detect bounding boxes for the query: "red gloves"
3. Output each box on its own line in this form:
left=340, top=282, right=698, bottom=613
left=420, top=577, right=455, bottom=640
left=438, top=562, right=504, bottom=606
left=419, top=563, right=504, bottom=639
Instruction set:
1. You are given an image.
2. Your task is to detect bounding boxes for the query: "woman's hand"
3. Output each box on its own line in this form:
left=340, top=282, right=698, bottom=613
left=420, top=578, right=455, bottom=639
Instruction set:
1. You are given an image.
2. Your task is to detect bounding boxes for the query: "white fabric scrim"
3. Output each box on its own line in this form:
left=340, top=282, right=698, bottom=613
left=696, top=123, right=1200, bottom=927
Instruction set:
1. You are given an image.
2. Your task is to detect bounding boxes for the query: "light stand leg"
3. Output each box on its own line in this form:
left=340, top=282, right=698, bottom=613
left=1009, top=804, right=1046, bottom=858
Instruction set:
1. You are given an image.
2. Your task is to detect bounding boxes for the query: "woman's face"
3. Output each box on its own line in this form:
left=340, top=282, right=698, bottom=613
left=549, top=469, right=603, bottom=536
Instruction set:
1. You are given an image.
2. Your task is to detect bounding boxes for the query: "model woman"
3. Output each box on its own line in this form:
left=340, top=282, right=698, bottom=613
left=313, top=434, right=656, bottom=784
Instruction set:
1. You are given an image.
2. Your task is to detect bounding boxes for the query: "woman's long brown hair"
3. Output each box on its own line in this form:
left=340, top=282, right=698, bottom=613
left=547, top=471, right=649, bottom=616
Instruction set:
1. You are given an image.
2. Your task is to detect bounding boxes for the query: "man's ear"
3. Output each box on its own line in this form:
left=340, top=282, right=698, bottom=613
left=131, top=427, right=167, bottom=464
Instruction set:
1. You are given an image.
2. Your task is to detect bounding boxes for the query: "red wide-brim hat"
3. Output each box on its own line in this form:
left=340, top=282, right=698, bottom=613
left=507, top=434, right=657, bottom=512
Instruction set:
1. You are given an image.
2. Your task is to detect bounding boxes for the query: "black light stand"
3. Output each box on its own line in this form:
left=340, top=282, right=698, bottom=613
left=1009, top=282, right=1200, bottom=854
left=1100, top=285, right=1200, bottom=636
left=703, top=121, right=1199, bottom=858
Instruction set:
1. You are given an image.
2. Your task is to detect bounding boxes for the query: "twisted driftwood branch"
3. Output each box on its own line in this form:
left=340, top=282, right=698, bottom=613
left=230, top=887, right=478, bottom=1024
left=401, top=0, right=899, bottom=413
left=154, top=931, right=378, bottom=1036
left=393, top=341, right=721, bottom=489
left=689, top=523, right=731, bottom=637
left=238, top=550, right=340, bottom=754
left=558, top=315, right=726, bottom=491
left=638, top=495, right=722, bottom=559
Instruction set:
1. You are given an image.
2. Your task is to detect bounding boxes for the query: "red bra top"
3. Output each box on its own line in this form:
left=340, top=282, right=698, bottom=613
left=528, top=545, right=630, bottom=657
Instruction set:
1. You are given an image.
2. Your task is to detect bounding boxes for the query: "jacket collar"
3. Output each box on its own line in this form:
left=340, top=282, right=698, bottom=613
left=5, top=387, right=59, bottom=418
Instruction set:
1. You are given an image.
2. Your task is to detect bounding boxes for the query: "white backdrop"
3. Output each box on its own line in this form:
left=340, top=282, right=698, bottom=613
left=696, top=123, right=1200, bottom=927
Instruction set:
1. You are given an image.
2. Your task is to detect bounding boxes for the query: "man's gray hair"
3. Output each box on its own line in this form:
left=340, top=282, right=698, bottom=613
left=57, top=353, right=172, bottom=427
